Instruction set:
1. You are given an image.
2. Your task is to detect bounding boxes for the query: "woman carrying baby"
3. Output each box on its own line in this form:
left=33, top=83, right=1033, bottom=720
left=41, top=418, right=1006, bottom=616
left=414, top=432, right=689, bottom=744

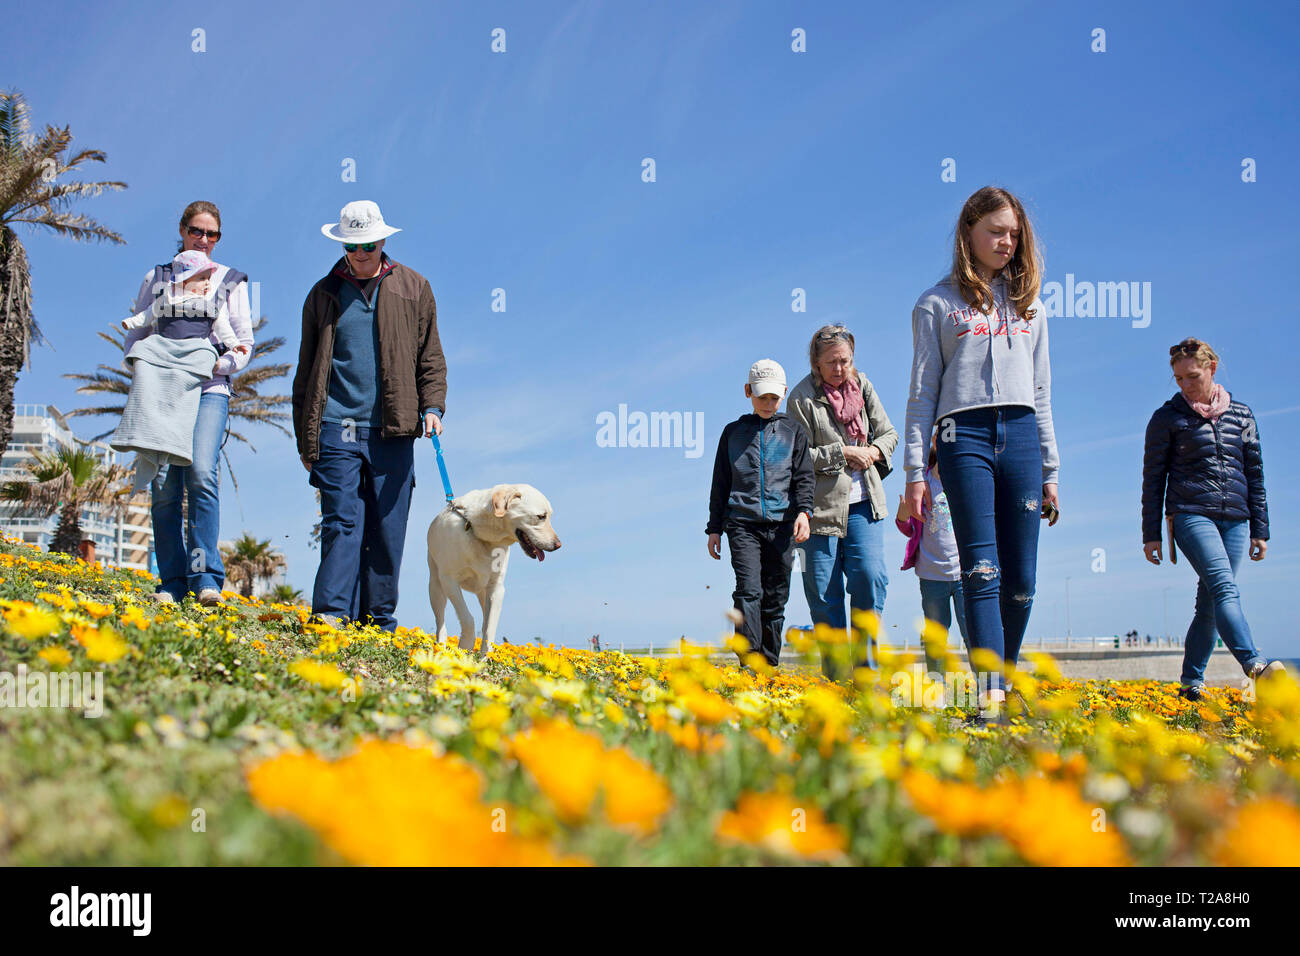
left=120, top=200, right=254, bottom=605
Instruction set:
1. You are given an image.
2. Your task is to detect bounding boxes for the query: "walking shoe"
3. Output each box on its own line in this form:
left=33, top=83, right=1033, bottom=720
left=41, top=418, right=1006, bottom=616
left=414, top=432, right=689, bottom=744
left=1249, top=660, right=1287, bottom=681
left=146, top=590, right=175, bottom=604
left=1178, top=684, right=1204, bottom=702
left=315, top=613, right=344, bottom=629
left=197, top=588, right=223, bottom=607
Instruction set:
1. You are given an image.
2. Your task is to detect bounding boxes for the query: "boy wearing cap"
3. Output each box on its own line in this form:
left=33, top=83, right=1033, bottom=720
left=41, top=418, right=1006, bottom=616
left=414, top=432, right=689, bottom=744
left=707, top=359, right=814, bottom=668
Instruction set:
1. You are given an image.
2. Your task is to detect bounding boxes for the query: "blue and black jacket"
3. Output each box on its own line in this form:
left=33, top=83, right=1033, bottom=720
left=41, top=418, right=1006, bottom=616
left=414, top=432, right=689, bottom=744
left=707, top=412, right=815, bottom=534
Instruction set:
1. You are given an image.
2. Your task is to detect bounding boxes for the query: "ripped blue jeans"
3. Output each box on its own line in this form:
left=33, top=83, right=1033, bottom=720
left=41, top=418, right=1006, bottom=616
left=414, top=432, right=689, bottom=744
left=934, top=406, right=1043, bottom=692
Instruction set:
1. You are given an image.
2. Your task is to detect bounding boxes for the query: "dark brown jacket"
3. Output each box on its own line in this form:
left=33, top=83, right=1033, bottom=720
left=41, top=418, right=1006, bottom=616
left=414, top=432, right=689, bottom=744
left=292, top=256, right=447, bottom=461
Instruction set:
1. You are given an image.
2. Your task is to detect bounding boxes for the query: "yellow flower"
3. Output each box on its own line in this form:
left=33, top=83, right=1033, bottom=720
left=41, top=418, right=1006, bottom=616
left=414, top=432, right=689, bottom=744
left=289, top=658, right=349, bottom=691
left=717, top=791, right=847, bottom=861
left=76, top=625, right=128, bottom=663
left=247, top=739, right=583, bottom=865
left=3, top=603, right=61, bottom=639
left=118, top=605, right=151, bottom=630
left=38, top=646, right=72, bottom=669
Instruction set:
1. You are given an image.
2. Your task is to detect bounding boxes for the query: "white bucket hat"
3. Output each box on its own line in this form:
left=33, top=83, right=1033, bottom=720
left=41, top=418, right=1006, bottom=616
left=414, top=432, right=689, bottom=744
left=321, top=200, right=402, bottom=244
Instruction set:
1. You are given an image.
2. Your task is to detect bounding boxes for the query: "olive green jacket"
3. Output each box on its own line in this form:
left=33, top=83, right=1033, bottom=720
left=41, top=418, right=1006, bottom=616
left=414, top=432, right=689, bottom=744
left=787, top=370, right=898, bottom=535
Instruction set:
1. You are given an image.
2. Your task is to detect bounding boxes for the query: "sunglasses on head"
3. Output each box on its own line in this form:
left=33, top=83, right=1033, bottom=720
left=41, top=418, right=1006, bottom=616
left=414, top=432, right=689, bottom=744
left=187, top=225, right=221, bottom=241
left=344, top=242, right=379, bottom=253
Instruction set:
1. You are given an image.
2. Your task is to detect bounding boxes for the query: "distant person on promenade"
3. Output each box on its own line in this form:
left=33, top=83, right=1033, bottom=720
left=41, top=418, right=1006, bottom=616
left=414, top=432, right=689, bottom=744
left=788, top=327, right=899, bottom=680
left=903, top=186, right=1060, bottom=724
left=1141, top=337, right=1285, bottom=700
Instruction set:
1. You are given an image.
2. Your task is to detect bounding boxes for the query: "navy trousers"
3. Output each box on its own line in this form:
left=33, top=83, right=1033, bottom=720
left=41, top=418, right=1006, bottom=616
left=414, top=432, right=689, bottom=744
left=309, top=422, right=416, bottom=631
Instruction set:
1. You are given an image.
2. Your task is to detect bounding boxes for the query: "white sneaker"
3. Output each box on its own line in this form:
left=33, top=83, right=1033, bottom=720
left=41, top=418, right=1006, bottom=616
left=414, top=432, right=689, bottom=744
left=197, top=589, right=223, bottom=607
left=147, top=590, right=175, bottom=604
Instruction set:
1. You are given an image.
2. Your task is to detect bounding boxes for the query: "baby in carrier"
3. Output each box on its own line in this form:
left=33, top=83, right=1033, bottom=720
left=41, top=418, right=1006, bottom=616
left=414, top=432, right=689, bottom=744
left=112, top=250, right=249, bottom=490
left=121, top=249, right=247, bottom=360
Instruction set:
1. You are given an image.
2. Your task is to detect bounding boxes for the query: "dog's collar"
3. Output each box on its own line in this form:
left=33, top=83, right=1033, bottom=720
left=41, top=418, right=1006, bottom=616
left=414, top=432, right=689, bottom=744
left=449, top=501, right=473, bottom=533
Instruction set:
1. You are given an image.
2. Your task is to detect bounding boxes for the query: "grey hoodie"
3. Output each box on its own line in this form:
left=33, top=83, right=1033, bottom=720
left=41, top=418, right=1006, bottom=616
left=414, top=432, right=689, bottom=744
left=903, top=275, right=1059, bottom=485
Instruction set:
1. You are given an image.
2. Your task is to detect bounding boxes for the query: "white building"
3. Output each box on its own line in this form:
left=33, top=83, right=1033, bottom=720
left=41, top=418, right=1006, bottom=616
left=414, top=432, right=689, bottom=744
left=1, top=404, right=153, bottom=571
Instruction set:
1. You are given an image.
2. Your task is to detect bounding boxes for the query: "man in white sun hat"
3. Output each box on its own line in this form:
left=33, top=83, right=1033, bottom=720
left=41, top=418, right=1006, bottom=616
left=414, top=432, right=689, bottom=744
left=293, top=200, right=447, bottom=631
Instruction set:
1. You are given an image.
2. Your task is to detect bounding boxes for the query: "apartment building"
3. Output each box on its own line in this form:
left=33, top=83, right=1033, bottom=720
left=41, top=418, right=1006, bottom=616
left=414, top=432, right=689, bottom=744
left=1, top=403, right=153, bottom=571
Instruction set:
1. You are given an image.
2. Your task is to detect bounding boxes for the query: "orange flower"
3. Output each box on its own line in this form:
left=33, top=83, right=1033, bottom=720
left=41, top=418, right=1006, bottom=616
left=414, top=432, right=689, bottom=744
left=717, top=791, right=847, bottom=861
left=246, top=739, right=582, bottom=866
left=510, top=719, right=672, bottom=836
left=1212, top=797, right=1300, bottom=866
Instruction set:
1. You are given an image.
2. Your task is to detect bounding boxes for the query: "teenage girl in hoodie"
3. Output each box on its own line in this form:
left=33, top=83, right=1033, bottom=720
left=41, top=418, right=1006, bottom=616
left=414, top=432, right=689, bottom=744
left=903, top=186, right=1060, bottom=723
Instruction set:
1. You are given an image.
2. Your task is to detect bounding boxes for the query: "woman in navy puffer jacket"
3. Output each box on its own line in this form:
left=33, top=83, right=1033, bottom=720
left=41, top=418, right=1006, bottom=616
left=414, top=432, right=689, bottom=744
left=1142, top=337, right=1284, bottom=699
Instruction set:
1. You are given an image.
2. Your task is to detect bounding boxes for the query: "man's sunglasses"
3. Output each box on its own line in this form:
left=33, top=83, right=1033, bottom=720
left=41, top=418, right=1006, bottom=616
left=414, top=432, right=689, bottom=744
left=187, top=226, right=221, bottom=241
left=343, top=242, right=379, bottom=253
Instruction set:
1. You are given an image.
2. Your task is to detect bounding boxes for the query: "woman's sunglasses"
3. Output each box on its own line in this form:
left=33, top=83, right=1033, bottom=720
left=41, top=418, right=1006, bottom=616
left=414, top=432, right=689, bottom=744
left=187, top=226, right=221, bottom=241
left=343, top=242, right=379, bottom=253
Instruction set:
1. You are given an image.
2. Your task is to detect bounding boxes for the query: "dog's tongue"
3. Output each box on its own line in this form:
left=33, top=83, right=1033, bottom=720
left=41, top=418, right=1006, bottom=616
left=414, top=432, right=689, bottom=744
left=536, top=550, right=545, bottom=562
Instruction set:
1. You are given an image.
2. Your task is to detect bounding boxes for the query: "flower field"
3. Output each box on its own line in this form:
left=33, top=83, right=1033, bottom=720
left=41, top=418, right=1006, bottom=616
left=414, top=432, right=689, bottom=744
left=0, top=535, right=1298, bottom=866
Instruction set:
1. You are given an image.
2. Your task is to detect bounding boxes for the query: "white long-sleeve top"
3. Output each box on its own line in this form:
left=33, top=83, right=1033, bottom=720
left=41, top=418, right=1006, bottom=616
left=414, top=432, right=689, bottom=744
left=123, top=263, right=254, bottom=396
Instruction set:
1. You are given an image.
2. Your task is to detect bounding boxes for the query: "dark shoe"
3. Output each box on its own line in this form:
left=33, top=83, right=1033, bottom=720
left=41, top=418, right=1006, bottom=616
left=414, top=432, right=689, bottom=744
left=1178, top=684, right=1204, bottom=702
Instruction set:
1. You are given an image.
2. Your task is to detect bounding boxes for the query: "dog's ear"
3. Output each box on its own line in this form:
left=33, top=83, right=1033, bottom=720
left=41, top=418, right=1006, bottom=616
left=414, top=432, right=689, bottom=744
left=491, top=484, right=522, bottom=518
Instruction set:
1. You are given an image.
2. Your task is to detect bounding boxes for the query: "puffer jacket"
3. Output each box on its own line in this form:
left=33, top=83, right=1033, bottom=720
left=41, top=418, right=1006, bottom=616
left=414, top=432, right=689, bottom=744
left=1141, top=391, right=1268, bottom=544
left=707, top=413, right=814, bottom=533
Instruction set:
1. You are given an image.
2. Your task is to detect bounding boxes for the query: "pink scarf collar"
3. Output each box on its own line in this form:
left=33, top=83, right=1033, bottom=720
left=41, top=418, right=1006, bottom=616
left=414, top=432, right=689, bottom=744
left=1189, top=383, right=1231, bottom=421
left=821, top=375, right=868, bottom=443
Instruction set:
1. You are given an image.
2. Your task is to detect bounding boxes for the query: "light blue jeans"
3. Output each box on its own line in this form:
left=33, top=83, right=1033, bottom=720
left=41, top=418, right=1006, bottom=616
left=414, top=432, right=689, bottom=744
left=151, top=391, right=228, bottom=598
left=801, top=499, right=888, bottom=676
left=918, top=577, right=969, bottom=673
left=1172, top=513, right=1267, bottom=687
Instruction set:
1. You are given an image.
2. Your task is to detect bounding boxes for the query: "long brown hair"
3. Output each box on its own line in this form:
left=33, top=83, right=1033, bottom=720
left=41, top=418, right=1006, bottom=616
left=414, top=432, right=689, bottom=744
left=950, top=186, right=1042, bottom=319
left=177, top=200, right=222, bottom=252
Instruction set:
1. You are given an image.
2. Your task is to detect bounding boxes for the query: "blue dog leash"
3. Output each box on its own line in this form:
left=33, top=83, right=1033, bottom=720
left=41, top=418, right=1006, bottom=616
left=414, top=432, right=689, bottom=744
left=431, top=431, right=454, bottom=503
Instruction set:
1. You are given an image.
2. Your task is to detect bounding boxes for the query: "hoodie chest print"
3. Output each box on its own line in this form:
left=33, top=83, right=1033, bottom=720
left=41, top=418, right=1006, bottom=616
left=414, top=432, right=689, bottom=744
left=948, top=302, right=1031, bottom=338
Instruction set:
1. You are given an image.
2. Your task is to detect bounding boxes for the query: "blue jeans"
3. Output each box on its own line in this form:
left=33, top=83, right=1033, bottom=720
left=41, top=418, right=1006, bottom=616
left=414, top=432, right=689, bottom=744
left=1172, top=513, right=1266, bottom=687
left=309, top=422, right=415, bottom=631
left=918, top=577, right=970, bottom=672
left=801, top=499, right=888, bottom=677
left=935, top=406, right=1042, bottom=692
left=151, top=391, right=228, bottom=598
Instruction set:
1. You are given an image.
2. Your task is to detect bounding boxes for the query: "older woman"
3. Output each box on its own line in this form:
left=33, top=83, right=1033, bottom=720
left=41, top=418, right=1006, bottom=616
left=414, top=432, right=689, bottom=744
left=788, top=325, right=898, bottom=679
left=127, top=200, right=254, bottom=605
left=1142, top=337, right=1284, bottom=699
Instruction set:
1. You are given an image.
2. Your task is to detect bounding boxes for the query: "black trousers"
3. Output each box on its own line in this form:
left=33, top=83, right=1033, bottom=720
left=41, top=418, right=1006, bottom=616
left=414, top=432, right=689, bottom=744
left=724, top=519, right=796, bottom=667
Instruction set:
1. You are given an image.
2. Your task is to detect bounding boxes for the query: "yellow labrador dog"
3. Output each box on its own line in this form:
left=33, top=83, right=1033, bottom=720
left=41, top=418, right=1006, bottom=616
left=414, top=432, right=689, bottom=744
left=426, top=483, right=561, bottom=653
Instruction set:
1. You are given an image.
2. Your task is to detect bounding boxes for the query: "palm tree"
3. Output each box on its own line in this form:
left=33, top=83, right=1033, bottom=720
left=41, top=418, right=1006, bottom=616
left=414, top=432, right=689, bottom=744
left=0, top=89, right=126, bottom=459
left=0, top=442, right=136, bottom=555
left=64, top=318, right=292, bottom=493
left=268, top=583, right=304, bottom=605
left=220, top=533, right=287, bottom=598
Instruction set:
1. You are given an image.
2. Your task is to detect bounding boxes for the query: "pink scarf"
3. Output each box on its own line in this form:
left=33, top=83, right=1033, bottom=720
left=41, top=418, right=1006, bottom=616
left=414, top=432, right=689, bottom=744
left=821, top=375, right=868, bottom=443
left=1189, top=383, right=1231, bottom=421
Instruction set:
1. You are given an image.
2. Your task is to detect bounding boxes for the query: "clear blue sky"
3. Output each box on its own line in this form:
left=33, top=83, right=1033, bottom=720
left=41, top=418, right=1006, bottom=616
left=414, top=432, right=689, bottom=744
left=9, top=0, right=1300, bottom=655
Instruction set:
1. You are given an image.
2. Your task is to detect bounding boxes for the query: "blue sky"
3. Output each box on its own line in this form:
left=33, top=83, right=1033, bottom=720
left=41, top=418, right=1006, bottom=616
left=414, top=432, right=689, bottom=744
left=8, top=0, right=1300, bottom=655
